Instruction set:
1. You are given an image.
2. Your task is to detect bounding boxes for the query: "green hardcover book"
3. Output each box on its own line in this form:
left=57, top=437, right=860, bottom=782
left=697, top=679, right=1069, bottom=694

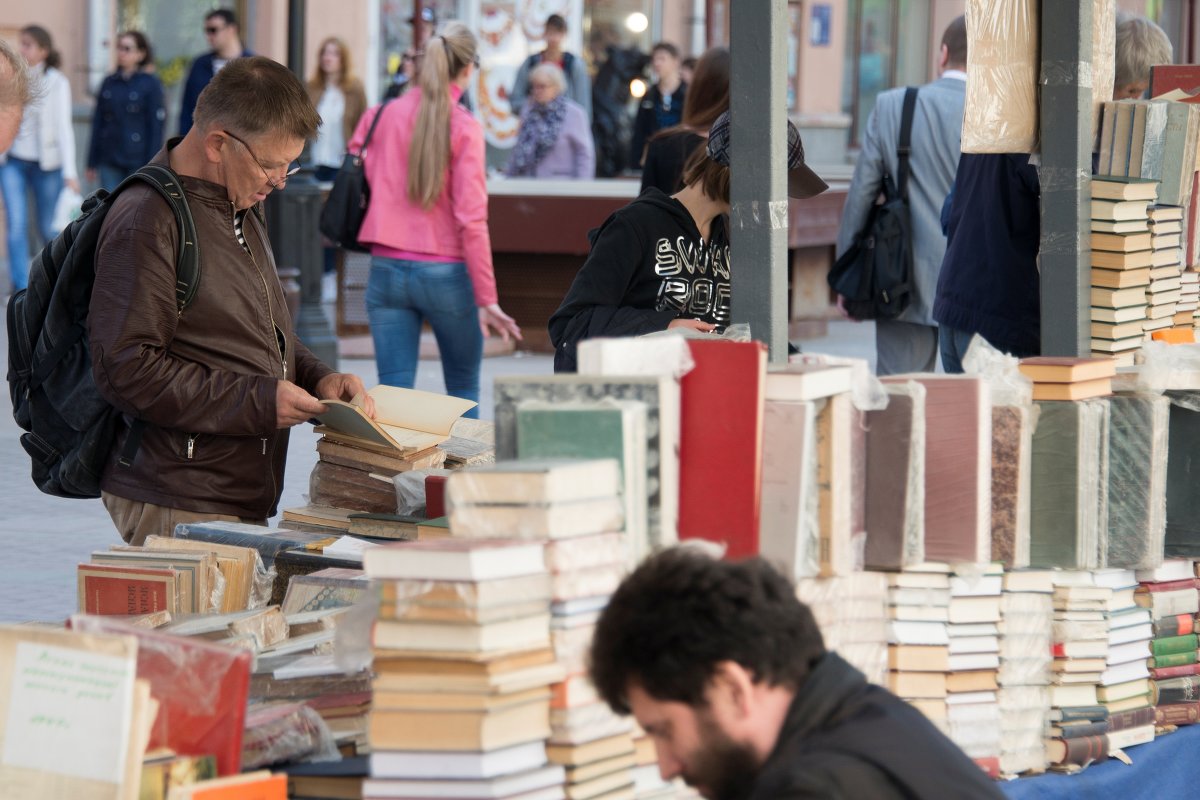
left=515, top=400, right=648, bottom=560
left=1152, top=633, right=1199, bottom=657
left=1030, top=400, right=1110, bottom=569
left=1151, top=650, right=1199, bottom=669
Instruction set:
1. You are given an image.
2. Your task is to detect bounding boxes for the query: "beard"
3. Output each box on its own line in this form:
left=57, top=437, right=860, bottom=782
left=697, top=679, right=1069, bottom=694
left=679, top=724, right=761, bottom=800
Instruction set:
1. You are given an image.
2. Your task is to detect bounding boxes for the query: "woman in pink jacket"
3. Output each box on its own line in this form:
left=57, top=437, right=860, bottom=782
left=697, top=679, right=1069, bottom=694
left=349, top=22, right=520, bottom=415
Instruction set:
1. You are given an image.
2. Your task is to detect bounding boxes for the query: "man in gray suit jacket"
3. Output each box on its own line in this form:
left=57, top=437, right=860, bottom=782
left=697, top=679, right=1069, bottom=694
left=835, top=16, right=966, bottom=375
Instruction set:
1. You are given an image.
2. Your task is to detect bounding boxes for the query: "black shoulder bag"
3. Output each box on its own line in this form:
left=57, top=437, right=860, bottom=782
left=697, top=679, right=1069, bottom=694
left=319, top=99, right=393, bottom=253
left=828, top=86, right=918, bottom=321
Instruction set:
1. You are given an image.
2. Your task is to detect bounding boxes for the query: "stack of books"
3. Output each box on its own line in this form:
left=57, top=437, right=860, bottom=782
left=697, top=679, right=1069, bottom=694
left=946, top=565, right=1004, bottom=775
left=1045, top=572, right=1111, bottom=769
left=1091, top=178, right=1158, bottom=362
left=795, top=572, right=889, bottom=686
left=882, top=565, right=951, bottom=733
left=545, top=534, right=636, bottom=800
left=361, top=538, right=566, bottom=800
left=996, top=569, right=1054, bottom=777
left=1136, top=560, right=1200, bottom=726
left=1017, top=357, right=1116, bottom=402
left=1146, top=205, right=1193, bottom=332
left=446, top=459, right=635, bottom=800
left=1091, top=570, right=1156, bottom=752
left=1180, top=269, right=1200, bottom=326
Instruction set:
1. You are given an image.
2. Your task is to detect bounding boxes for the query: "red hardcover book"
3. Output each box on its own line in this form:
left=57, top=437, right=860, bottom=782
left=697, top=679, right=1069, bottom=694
left=1139, top=578, right=1200, bottom=593
left=69, top=615, right=252, bottom=776
left=425, top=474, right=448, bottom=519
left=677, top=339, right=767, bottom=559
left=77, top=562, right=177, bottom=615
left=1154, top=701, right=1200, bottom=726
left=1150, top=65, right=1200, bottom=101
left=1150, top=662, right=1200, bottom=680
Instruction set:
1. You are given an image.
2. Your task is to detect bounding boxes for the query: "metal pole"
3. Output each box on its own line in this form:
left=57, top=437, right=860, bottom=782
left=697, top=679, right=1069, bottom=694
left=1039, top=0, right=1092, bottom=357
left=729, top=0, right=789, bottom=362
left=287, top=0, right=306, bottom=78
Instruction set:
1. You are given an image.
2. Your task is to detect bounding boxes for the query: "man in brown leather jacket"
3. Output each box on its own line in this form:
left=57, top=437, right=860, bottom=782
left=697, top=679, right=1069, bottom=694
left=590, top=548, right=1006, bottom=800
left=90, top=56, right=374, bottom=545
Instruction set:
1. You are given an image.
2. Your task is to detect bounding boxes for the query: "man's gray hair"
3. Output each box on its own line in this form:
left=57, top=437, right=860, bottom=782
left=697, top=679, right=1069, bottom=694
left=0, top=37, right=33, bottom=111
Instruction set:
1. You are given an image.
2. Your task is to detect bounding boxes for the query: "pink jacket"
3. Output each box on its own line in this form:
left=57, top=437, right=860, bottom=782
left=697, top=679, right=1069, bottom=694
left=349, top=88, right=498, bottom=306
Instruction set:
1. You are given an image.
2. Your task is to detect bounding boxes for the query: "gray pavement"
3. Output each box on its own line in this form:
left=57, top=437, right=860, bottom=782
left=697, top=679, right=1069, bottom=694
left=0, top=311, right=874, bottom=623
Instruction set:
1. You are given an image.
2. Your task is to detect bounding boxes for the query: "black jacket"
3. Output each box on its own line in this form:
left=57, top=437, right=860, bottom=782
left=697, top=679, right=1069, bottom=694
left=640, top=130, right=705, bottom=195
left=932, top=153, right=1041, bottom=356
left=548, top=188, right=730, bottom=371
left=631, top=82, right=687, bottom=168
left=88, top=71, right=165, bottom=170
left=750, top=653, right=1005, bottom=800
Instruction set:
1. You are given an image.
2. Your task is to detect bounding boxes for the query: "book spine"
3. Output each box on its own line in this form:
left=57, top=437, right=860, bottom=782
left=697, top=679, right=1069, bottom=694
left=1055, top=705, right=1111, bottom=722
left=1152, top=633, right=1199, bottom=657
left=78, top=572, right=171, bottom=615
left=1150, top=651, right=1198, bottom=669
left=1153, top=676, right=1200, bottom=705
left=1154, top=701, right=1200, bottom=725
left=1153, top=614, right=1195, bottom=638
left=1107, top=705, right=1157, bottom=732
left=1141, top=578, right=1200, bottom=593
left=1056, top=735, right=1110, bottom=766
left=1056, top=720, right=1109, bottom=739
left=1150, top=662, right=1200, bottom=680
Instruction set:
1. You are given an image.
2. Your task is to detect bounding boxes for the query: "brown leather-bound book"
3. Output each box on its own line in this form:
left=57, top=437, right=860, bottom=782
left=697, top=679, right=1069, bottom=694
left=1045, top=733, right=1109, bottom=766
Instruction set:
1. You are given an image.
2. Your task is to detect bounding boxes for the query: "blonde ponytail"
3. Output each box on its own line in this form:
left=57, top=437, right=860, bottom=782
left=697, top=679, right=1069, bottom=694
left=408, top=23, right=477, bottom=210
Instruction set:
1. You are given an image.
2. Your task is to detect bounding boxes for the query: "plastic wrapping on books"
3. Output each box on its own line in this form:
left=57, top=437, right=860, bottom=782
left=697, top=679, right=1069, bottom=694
left=68, top=614, right=252, bottom=776
left=392, top=468, right=454, bottom=516
left=961, top=0, right=1040, bottom=153
left=1133, top=342, right=1200, bottom=394
left=241, top=702, right=340, bottom=769
left=1106, top=394, right=1170, bottom=570
left=334, top=588, right=377, bottom=675
left=577, top=333, right=696, bottom=378
left=787, top=352, right=887, bottom=412
left=964, top=337, right=1035, bottom=569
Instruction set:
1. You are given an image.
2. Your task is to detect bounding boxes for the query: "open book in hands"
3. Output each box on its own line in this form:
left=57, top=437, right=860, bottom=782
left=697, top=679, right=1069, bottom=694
left=316, top=385, right=477, bottom=455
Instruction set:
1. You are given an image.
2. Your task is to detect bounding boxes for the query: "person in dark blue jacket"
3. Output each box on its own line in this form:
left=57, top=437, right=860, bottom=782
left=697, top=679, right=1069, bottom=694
left=178, top=9, right=252, bottom=136
left=86, top=31, right=164, bottom=190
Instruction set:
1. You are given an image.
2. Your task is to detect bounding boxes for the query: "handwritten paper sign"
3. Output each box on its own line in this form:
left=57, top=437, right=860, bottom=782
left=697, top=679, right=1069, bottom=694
left=2, top=641, right=136, bottom=784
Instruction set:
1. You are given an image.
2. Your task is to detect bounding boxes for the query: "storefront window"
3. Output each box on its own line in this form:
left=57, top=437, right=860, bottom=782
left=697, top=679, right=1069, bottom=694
left=117, top=0, right=247, bottom=136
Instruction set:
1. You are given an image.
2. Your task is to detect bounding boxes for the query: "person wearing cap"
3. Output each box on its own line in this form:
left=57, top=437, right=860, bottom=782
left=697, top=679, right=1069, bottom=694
left=835, top=16, right=966, bottom=376
left=178, top=9, right=253, bottom=136
left=548, top=110, right=826, bottom=372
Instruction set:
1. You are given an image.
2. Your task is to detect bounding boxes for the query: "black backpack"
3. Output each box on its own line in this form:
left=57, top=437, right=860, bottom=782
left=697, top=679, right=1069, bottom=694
left=828, top=87, right=918, bottom=321
left=6, top=164, right=199, bottom=499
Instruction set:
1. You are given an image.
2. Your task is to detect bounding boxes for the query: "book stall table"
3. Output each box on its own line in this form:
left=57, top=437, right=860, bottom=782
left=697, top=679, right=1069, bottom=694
left=999, top=723, right=1200, bottom=798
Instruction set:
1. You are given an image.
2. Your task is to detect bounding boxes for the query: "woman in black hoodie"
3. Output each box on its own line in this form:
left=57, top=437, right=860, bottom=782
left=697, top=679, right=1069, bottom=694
left=549, top=111, right=827, bottom=372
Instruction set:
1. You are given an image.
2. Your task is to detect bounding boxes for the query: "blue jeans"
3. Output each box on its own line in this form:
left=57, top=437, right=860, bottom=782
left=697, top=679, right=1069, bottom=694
left=0, top=156, right=63, bottom=292
left=366, top=257, right=483, bottom=418
left=99, top=164, right=135, bottom=192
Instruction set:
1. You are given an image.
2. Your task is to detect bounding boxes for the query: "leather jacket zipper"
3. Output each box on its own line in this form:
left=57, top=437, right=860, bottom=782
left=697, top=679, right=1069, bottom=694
left=186, top=434, right=196, bottom=459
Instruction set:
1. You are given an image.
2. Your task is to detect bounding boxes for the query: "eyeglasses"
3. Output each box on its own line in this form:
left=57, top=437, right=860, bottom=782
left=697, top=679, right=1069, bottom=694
left=222, top=130, right=300, bottom=189
left=204, top=25, right=225, bottom=35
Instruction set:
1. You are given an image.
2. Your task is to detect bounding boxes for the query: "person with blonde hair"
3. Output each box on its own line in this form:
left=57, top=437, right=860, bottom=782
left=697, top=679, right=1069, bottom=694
left=1, top=25, right=77, bottom=293
left=1114, top=11, right=1173, bottom=99
left=506, top=62, right=594, bottom=178
left=307, top=36, right=367, bottom=182
left=348, top=22, right=522, bottom=416
left=0, top=37, right=32, bottom=152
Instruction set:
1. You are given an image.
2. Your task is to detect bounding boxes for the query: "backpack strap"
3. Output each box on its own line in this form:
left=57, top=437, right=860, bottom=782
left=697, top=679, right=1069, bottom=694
left=113, top=164, right=201, bottom=312
left=896, top=87, right=919, bottom=199
left=357, top=99, right=394, bottom=158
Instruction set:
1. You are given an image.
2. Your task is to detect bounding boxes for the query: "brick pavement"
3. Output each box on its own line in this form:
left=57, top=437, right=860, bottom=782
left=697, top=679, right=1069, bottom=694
left=0, top=312, right=874, bottom=623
